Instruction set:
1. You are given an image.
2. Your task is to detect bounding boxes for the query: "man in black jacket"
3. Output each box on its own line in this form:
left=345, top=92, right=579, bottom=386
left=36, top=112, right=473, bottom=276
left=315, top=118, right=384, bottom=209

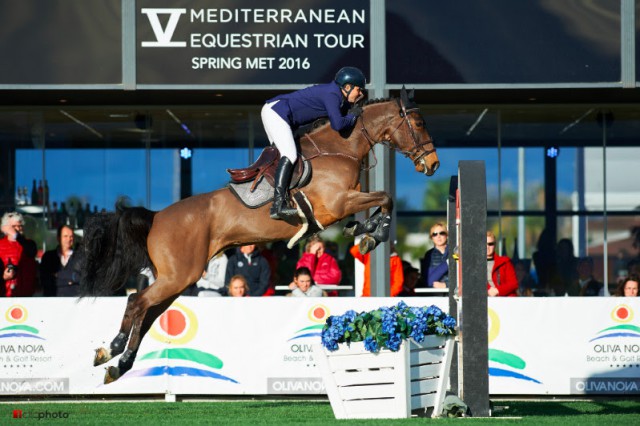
left=224, top=245, right=271, bottom=297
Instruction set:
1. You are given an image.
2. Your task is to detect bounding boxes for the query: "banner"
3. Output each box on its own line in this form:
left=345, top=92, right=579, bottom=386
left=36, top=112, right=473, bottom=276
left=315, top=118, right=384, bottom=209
left=1, top=297, right=639, bottom=396
left=137, top=0, right=370, bottom=85
left=0, top=297, right=442, bottom=396
left=487, top=298, right=640, bottom=395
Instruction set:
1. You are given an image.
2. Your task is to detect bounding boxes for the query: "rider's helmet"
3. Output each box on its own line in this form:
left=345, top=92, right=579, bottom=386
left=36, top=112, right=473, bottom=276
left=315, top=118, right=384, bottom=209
left=334, top=67, right=366, bottom=89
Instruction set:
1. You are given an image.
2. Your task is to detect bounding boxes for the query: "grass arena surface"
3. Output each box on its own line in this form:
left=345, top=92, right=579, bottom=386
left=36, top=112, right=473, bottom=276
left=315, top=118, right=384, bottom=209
left=1, top=399, right=640, bottom=424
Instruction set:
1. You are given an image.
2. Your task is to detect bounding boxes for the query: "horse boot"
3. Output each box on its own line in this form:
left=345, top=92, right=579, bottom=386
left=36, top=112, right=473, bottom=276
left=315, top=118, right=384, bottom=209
left=343, top=208, right=384, bottom=237
left=270, top=157, right=298, bottom=220
left=370, top=214, right=392, bottom=243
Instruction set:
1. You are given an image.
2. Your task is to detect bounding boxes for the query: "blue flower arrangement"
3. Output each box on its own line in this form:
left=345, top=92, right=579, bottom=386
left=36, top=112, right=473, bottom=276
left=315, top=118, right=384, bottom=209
left=321, top=301, right=456, bottom=353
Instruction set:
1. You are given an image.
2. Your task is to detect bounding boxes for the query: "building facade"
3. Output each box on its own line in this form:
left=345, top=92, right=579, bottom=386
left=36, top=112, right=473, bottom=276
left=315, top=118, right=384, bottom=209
left=1, top=0, right=639, bottom=292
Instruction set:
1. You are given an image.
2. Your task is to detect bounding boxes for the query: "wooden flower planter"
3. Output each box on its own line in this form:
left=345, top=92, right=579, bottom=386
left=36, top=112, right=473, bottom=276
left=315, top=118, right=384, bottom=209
left=315, top=335, right=454, bottom=419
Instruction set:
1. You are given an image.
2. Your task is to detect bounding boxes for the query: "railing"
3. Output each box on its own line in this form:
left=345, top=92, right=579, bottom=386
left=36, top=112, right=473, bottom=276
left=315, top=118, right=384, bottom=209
left=275, top=285, right=354, bottom=295
left=414, top=288, right=449, bottom=295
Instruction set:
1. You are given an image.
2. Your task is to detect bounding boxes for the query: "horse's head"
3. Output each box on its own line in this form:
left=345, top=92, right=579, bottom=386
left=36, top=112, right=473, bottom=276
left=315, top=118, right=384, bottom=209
left=361, top=87, right=439, bottom=176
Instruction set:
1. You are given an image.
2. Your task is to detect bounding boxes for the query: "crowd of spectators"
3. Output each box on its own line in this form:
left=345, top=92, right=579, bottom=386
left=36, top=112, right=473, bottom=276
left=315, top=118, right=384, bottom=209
left=2, top=210, right=640, bottom=299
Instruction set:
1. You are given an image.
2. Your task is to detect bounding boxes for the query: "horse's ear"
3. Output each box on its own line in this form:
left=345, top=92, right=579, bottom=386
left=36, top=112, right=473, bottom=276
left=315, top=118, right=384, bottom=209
left=408, top=89, right=415, bottom=101
left=400, top=85, right=409, bottom=106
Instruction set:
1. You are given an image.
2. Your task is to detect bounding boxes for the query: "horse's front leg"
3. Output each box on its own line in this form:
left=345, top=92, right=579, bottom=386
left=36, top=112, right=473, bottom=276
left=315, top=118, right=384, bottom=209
left=339, top=190, right=393, bottom=254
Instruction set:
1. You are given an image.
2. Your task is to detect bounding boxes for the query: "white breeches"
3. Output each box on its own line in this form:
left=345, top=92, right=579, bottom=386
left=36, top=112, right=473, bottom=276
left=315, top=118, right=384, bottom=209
left=261, top=101, right=297, bottom=162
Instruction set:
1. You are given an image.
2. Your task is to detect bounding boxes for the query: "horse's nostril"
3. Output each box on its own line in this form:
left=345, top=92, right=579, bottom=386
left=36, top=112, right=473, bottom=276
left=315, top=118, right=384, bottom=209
left=433, top=161, right=440, bottom=173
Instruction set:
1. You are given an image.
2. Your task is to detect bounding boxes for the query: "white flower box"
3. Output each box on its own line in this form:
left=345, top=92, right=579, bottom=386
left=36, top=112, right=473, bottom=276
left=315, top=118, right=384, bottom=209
left=315, top=335, right=454, bottom=419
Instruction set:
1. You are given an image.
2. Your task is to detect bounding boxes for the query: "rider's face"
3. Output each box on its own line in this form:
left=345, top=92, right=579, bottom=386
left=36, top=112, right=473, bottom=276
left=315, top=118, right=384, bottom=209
left=345, top=85, right=364, bottom=103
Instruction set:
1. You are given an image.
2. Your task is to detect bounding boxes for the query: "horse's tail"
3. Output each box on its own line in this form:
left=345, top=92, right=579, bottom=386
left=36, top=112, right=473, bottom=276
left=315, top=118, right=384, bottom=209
left=79, top=206, right=156, bottom=297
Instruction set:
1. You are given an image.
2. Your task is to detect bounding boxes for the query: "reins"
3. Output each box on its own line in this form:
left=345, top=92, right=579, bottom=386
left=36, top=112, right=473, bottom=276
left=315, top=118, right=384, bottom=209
left=302, top=100, right=436, bottom=171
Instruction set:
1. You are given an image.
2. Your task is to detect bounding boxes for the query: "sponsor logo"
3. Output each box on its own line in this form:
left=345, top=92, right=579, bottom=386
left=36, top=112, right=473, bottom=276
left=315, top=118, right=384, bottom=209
left=590, top=304, right=640, bottom=342
left=281, top=305, right=330, bottom=368
left=267, top=378, right=325, bottom=394
left=571, top=378, right=640, bottom=394
left=141, top=8, right=187, bottom=48
left=488, top=308, right=541, bottom=384
left=0, top=378, right=68, bottom=395
left=287, top=304, right=329, bottom=342
left=1, top=305, right=44, bottom=341
left=585, top=304, right=640, bottom=366
left=120, top=302, right=237, bottom=384
left=1, top=305, right=53, bottom=368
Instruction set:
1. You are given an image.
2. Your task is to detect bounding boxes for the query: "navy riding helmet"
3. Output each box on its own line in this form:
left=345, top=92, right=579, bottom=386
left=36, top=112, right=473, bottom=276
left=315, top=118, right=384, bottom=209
left=334, top=66, right=366, bottom=89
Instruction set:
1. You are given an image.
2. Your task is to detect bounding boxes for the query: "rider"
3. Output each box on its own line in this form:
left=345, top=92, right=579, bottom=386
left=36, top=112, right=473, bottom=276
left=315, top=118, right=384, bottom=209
left=261, top=66, right=367, bottom=221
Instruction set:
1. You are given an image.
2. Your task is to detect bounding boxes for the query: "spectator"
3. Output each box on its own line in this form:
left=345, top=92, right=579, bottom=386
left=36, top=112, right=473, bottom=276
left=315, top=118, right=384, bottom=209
left=551, top=238, right=578, bottom=296
left=486, top=231, right=518, bottom=297
left=258, top=243, right=277, bottom=296
left=226, top=275, right=250, bottom=297
left=296, top=235, right=341, bottom=295
left=350, top=243, right=403, bottom=297
left=419, top=222, right=449, bottom=289
left=225, top=244, right=271, bottom=297
left=532, top=228, right=557, bottom=295
left=196, top=252, right=228, bottom=297
left=613, top=275, right=639, bottom=297
left=288, top=266, right=324, bottom=297
left=0, top=212, right=37, bottom=297
left=398, top=261, right=419, bottom=297
left=514, top=260, right=536, bottom=297
left=574, top=256, right=603, bottom=297
left=40, top=225, right=76, bottom=297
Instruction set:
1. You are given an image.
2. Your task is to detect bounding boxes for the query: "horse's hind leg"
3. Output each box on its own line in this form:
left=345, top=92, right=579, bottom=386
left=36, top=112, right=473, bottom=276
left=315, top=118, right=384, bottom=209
left=104, top=291, right=180, bottom=384
left=94, top=292, right=139, bottom=366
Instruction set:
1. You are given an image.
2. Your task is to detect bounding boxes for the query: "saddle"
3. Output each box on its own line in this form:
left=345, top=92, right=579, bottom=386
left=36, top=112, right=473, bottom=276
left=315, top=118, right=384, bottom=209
left=227, top=146, right=308, bottom=191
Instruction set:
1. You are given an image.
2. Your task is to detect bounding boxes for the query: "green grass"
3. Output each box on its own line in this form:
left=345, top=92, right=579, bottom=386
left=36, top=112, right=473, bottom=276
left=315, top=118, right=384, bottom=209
left=1, top=399, right=639, bottom=425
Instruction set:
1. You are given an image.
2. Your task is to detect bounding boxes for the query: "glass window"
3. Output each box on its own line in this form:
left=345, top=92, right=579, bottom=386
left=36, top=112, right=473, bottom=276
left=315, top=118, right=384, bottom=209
left=0, top=0, right=122, bottom=84
left=387, top=0, right=621, bottom=84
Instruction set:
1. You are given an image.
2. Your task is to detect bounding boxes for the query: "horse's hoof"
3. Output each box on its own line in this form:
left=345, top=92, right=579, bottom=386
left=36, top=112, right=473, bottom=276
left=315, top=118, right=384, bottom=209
left=343, top=221, right=360, bottom=237
left=359, top=235, right=377, bottom=254
left=104, top=366, right=121, bottom=384
left=94, top=347, right=112, bottom=366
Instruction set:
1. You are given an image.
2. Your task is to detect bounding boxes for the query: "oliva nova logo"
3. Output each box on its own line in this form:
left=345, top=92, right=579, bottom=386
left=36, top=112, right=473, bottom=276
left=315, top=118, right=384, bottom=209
left=589, top=304, right=640, bottom=342
left=0, top=305, right=44, bottom=341
left=120, top=302, right=237, bottom=383
left=488, top=308, right=541, bottom=384
left=288, top=304, right=330, bottom=341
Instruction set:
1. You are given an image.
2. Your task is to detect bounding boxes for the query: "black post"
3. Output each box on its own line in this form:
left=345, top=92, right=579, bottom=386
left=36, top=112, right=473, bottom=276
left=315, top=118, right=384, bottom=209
left=447, top=175, right=459, bottom=396
left=180, top=150, right=192, bottom=200
left=457, top=161, right=490, bottom=417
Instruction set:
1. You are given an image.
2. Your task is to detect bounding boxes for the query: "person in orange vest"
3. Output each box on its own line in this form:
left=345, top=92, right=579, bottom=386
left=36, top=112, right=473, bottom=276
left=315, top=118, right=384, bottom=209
left=350, top=243, right=404, bottom=297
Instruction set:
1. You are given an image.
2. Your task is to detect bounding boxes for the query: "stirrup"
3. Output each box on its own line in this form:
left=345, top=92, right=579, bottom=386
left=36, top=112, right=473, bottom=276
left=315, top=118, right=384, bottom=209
left=270, top=204, right=298, bottom=220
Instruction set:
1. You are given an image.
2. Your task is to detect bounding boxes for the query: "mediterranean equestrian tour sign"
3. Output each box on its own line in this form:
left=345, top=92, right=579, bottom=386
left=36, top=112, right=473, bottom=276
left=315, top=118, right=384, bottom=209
left=137, top=1, right=370, bottom=85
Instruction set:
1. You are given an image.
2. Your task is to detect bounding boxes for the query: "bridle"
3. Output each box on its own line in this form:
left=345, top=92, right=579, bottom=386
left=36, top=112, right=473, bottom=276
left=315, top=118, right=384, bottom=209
left=360, top=101, right=437, bottom=170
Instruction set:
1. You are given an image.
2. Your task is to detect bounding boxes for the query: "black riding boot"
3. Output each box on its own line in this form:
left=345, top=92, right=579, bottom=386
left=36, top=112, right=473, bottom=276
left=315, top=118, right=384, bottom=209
left=270, top=157, right=298, bottom=220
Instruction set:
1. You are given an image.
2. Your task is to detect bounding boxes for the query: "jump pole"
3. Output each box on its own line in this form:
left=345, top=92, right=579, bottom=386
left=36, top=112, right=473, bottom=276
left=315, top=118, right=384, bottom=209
left=447, top=160, right=490, bottom=417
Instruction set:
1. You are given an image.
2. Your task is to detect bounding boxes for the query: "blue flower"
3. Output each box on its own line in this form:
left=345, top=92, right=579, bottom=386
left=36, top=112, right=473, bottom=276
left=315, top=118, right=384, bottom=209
left=364, top=336, right=379, bottom=353
left=320, top=303, right=456, bottom=353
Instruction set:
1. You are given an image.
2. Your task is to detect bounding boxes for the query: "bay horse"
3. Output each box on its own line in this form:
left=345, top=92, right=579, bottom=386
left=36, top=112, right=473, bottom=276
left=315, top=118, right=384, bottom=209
left=81, top=87, right=439, bottom=384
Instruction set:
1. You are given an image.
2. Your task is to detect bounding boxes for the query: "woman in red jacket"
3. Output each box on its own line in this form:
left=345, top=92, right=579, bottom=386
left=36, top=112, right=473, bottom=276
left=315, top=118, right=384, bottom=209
left=296, top=236, right=342, bottom=295
left=486, top=231, right=518, bottom=297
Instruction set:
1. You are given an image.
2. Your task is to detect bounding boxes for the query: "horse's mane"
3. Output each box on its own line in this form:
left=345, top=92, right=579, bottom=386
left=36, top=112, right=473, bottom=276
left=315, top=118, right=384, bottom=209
left=295, top=97, right=399, bottom=139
